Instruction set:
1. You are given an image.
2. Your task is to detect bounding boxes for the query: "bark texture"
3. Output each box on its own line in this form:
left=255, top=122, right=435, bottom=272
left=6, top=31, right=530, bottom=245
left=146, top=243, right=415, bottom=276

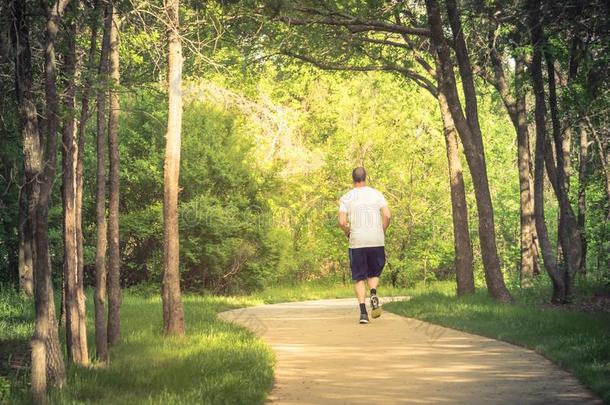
left=40, top=0, right=69, bottom=386
left=10, top=0, right=68, bottom=388
left=427, top=0, right=512, bottom=301
left=546, top=43, right=582, bottom=300
left=95, top=2, right=111, bottom=362
left=18, top=189, right=34, bottom=296
left=438, top=91, right=475, bottom=295
left=488, top=50, right=538, bottom=284
left=31, top=339, right=46, bottom=405
left=61, top=13, right=88, bottom=365
left=527, top=0, right=566, bottom=303
left=74, top=3, right=99, bottom=364
left=162, top=0, right=186, bottom=336
left=107, top=5, right=122, bottom=346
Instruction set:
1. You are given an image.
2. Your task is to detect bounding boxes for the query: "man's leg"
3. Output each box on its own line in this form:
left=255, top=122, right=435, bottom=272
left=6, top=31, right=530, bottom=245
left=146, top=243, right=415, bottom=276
left=355, top=279, right=367, bottom=304
left=368, top=276, right=381, bottom=318
left=367, top=276, right=379, bottom=291
left=354, top=279, right=369, bottom=323
left=350, top=248, right=369, bottom=323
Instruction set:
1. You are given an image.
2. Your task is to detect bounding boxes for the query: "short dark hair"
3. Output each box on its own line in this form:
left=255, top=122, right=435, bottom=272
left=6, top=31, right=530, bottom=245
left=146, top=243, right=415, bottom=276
left=352, top=167, right=367, bottom=183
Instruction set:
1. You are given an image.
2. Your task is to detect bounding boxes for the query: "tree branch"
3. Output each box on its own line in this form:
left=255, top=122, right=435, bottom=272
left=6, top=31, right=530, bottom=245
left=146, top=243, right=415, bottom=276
left=275, top=12, right=430, bottom=37
left=282, top=50, right=437, bottom=96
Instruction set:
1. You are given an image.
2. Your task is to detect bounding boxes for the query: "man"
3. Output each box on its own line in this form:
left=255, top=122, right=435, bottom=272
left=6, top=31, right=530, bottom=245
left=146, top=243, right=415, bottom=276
left=338, top=167, right=391, bottom=324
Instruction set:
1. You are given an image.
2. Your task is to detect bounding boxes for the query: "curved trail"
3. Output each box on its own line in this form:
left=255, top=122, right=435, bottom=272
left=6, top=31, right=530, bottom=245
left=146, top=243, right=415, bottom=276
left=219, top=298, right=601, bottom=405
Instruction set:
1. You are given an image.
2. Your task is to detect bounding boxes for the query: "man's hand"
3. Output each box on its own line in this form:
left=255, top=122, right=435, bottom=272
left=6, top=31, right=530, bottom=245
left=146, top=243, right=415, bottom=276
left=338, top=211, right=350, bottom=238
left=381, top=205, right=391, bottom=233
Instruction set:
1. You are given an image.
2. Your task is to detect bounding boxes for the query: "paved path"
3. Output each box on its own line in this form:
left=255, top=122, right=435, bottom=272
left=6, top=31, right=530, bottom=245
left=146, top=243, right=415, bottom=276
left=219, top=298, right=602, bottom=405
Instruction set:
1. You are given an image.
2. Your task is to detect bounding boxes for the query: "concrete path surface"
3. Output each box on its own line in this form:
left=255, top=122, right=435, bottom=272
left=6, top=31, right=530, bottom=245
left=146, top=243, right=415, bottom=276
left=219, top=298, right=602, bottom=405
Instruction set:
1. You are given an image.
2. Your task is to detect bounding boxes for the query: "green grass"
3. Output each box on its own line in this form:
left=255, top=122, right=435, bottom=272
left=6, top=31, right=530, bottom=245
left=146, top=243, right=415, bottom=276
left=0, top=286, right=35, bottom=402
left=4, top=280, right=609, bottom=404
left=384, top=281, right=610, bottom=404
left=2, top=289, right=274, bottom=405
left=0, top=279, right=407, bottom=404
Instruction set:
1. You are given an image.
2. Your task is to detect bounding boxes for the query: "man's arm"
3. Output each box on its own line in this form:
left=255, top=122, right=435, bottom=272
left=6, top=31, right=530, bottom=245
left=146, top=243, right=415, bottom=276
left=338, top=211, right=350, bottom=238
left=381, top=205, right=391, bottom=233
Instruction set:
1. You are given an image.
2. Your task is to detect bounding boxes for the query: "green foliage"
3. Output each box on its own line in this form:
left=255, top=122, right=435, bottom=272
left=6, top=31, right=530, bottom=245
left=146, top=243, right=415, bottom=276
left=1, top=287, right=274, bottom=405
left=99, top=88, right=283, bottom=293
left=0, top=285, right=34, bottom=402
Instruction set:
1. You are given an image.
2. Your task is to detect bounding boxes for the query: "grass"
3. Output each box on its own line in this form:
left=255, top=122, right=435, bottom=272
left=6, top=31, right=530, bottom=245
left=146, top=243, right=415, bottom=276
left=0, top=286, right=35, bottom=402
left=3, top=279, right=609, bottom=404
left=384, top=281, right=610, bottom=404
left=2, top=289, right=274, bottom=405
left=0, top=279, right=407, bottom=404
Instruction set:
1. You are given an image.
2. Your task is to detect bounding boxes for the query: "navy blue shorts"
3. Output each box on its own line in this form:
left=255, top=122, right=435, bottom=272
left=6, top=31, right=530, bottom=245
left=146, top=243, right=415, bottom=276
left=348, top=246, right=386, bottom=281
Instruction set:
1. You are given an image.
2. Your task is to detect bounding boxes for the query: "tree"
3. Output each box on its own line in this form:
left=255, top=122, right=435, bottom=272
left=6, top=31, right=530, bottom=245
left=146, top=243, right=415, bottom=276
left=18, top=189, right=34, bottom=296
left=10, top=0, right=68, bottom=395
left=95, top=1, right=111, bottom=363
left=426, top=0, right=511, bottom=301
left=438, top=90, right=475, bottom=295
left=162, top=0, right=186, bottom=336
left=107, top=4, right=122, bottom=346
left=483, top=32, right=539, bottom=284
left=61, top=5, right=88, bottom=365
left=527, top=0, right=565, bottom=303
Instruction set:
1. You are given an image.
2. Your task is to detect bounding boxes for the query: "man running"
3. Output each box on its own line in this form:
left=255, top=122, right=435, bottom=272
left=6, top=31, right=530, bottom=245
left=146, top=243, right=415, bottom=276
left=338, top=167, right=391, bottom=324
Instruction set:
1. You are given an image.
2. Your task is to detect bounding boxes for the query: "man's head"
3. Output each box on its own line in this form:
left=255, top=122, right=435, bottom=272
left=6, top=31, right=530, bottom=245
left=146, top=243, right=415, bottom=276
left=352, top=167, right=367, bottom=185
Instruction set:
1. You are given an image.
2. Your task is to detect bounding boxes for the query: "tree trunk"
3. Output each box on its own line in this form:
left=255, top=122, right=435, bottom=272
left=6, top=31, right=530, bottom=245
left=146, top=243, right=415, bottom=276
left=18, top=187, right=34, bottom=296
left=74, top=16, right=99, bottom=367
left=10, top=0, right=66, bottom=393
left=488, top=49, right=538, bottom=284
left=31, top=339, right=46, bottom=405
left=577, top=126, right=587, bottom=273
left=527, top=0, right=566, bottom=303
left=10, top=0, right=69, bottom=388
left=95, top=2, right=111, bottom=363
left=40, top=0, right=69, bottom=386
left=546, top=53, right=582, bottom=300
left=443, top=0, right=511, bottom=301
left=107, top=5, right=122, bottom=346
left=427, top=0, right=512, bottom=302
left=61, top=10, right=88, bottom=366
left=438, top=91, right=475, bottom=295
left=162, top=0, right=186, bottom=336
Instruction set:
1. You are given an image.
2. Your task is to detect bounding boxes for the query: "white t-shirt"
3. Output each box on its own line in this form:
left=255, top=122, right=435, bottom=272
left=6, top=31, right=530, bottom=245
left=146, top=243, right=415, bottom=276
left=339, top=186, right=388, bottom=249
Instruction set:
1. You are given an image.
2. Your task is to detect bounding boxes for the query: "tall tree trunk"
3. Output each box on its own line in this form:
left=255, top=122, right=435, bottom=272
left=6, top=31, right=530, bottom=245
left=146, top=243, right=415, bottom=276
left=427, top=0, right=512, bottom=302
left=546, top=53, right=582, bottom=300
left=61, top=12, right=88, bottom=365
left=39, top=0, right=69, bottom=387
left=527, top=0, right=566, bottom=303
left=488, top=48, right=538, bottom=284
left=10, top=0, right=62, bottom=397
left=577, top=126, right=587, bottom=273
left=11, top=0, right=69, bottom=390
left=438, top=91, right=475, bottom=295
left=18, top=187, right=34, bottom=296
left=515, top=59, right=539, bottom=280
left=74, top=7, right=99, bottom=365
left=95, top=1, right=110, bottom=363
left=107, top=5, right=122, bottom=346
left=443, top=0, right=511, bottom=301
left=162, top=0, right=186, bottom=336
